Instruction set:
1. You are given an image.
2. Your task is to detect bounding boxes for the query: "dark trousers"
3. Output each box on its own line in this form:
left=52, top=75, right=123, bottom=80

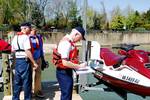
left=13, top=58, right=32, bottom=100
left=56, top=68, right=73, bottom=100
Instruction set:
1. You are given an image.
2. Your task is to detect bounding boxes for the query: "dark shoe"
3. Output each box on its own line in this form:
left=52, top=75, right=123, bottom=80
left=35, top=91, right=45, bottom=98
left=32, top=93, right=36, bottom=98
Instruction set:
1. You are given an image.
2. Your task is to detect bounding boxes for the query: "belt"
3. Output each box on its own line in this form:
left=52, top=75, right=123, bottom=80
left=16, top=58, right=27, bottom=60
left=57, top=67, right=72, bottom=71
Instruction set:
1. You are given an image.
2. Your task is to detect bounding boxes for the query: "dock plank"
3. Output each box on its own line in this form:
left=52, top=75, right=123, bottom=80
left=3, top=81, right=82, bottom=100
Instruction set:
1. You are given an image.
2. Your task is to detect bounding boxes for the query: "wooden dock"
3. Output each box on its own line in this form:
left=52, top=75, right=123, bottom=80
left=3, top=81, right=82, bottom=100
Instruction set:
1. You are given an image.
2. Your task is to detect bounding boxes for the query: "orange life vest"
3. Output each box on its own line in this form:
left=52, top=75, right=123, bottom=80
left=52, top=39, right=79, bottom=69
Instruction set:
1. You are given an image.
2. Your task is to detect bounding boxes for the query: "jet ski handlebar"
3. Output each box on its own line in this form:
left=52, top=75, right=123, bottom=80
left=112, top=44, right=140, bottom=51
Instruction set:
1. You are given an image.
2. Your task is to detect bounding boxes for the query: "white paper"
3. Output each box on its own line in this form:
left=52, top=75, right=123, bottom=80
left=74, top=41, right=101, bottom=75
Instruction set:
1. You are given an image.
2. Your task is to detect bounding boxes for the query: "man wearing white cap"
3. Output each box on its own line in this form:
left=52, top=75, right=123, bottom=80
left=53, top=26, right=87, bottom=100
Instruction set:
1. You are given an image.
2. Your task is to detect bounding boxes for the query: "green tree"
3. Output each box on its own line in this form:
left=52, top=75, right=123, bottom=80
left=126, top=11, right=143, bottom=30
left=67, top=0, right=79, bottom=28
left=142, top=9, right=150, bottom=24
left=46, top=0, right=64, bottom=28
left=111, top=15, right=125, bottom=30
left=100, top=1, right=108, bottom=30
left=30, top=2, right=45, bottom=28
left=86, top=7, right=95, bottom=29
left=141, top=9, right=150, bottom=30
left=93, top=13, right=101, bottom=30
left=34, top=0, right=48, bottom=27
left=110, top=6, right=125, bottom=30
left=0, top=0, right=26, bottom=25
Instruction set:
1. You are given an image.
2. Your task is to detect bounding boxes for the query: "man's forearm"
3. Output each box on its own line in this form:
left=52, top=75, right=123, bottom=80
left=62, top=60, right=79, bottom=69
left=25, top=50, right=36, bottom=65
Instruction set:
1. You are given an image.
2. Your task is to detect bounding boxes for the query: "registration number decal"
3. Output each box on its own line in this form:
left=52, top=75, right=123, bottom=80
left=122, top=75, right=140, bottom=84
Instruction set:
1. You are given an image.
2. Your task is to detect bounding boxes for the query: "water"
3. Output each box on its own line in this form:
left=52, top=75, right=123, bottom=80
left=79, top=74, right=150, bottom=100
left=41, top=54, right=57, bottom=81
left=81, top=92, right=150, bottom=100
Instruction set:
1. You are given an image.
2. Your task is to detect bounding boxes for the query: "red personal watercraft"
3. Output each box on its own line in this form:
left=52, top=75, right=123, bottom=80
left=90, top=43, right=150, bottom=100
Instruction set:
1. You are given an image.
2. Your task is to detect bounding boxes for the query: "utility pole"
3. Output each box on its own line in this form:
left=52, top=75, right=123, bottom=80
left=83, top=0, right=87, bottom=34
left=82, top=0, right=87, bottom=62
left=77, top=0, right=88, bottom=93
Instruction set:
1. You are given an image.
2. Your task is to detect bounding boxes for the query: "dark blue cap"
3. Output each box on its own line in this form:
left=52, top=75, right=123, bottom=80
left=75, top=26, right=86, bottom=40
left=20, top=22, right=31, bottom=28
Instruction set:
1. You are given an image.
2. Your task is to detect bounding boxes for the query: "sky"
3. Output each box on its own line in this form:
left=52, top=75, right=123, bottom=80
left=87, top=0, right=150, bottom=13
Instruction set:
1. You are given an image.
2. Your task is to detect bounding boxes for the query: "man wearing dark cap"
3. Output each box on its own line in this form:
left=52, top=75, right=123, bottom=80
left=11, top=22, right=38, bottom=100
left=74, top=26, right=86, bottom=40
left=53, top=26, right=87, bottom=100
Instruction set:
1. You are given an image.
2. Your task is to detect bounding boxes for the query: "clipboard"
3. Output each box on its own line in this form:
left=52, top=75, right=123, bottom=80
left=74, top=66, right=95, bottom=75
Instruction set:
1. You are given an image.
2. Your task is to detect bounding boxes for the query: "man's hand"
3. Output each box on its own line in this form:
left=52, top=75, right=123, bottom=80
left=33, top=63, right=38, bottom=70
left=79, top=62, right=87, bottom=68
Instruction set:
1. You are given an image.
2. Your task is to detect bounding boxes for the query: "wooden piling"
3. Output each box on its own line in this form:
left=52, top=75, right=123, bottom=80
left=2, top=53, right=11, bottom=96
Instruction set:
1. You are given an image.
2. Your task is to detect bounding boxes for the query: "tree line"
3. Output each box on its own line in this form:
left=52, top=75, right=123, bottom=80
left=0, top=0, right=150, bottom=32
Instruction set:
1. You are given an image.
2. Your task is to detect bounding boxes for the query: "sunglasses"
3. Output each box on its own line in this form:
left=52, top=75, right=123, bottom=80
left=21, top=26, right=30, bottom=30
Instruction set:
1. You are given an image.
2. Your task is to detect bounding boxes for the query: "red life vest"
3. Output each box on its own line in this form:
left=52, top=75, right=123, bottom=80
left=16, top=32, right=40, bottom=54
left=52, top=38, right=79, bottom=69
left=17, top=32, right=23, bottom=35
left=29, top=35, right=41, bottom=54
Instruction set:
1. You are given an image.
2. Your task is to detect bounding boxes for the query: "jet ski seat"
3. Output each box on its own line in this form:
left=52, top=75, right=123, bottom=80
left=100, top=48, right=126, bottom=67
